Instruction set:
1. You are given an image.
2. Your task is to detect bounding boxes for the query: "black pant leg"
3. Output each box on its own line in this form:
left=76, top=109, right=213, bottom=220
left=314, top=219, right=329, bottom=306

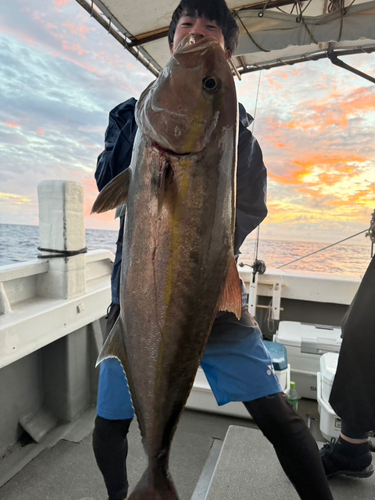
left=92, top=415, right=132, bottom=500
left=341, top=420, right=369, bottom=440
left=244, top=393, right=333, bottom=500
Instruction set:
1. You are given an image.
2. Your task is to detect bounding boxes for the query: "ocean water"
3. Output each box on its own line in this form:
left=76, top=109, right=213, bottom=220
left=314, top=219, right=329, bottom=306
left=0, top=223, right=372, bottom=279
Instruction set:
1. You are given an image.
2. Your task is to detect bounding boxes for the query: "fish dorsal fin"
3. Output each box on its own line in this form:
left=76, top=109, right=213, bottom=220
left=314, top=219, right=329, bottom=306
left=91, top=168, right=131, bottom=214
left=217, top=255, right=242, bottom=320
left=96, top=315, right=127, bottom=369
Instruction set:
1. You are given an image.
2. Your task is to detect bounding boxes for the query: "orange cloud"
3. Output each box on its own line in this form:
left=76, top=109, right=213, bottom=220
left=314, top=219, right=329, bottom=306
left=266, top=77, right=283, bottom=91
left=328, top=188, right=373, bottom=207
left=62, top=40, right=89, bottom=56
left=5, top=122, right=20, bottom=128
left=269, top=153, right=366, bottom=186
left=265, top=196, right=370, bottom=226
left=65, top=55, right=100, bottom=74
left=272, top=69, right=289, bottom=80
left=37, top=130, right=45, bottom=135
left=13, top=32, right=38, bottom=46
left=265, top=69, right=289, bottom=90
left=265, top=116, right=279, bottom=132
left=63, top=22, right=95, bottom=39
left=316, top=87, right=375, bottom=119
left=54, top=0, right=72, bottom=14
left=276, top=86, right=375, bottom=132
left=264, top=129, right=291, bottom=150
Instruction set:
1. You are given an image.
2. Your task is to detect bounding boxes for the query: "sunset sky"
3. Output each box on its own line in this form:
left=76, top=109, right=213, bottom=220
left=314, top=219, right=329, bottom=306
left=1, top=0, right=375, bottom=245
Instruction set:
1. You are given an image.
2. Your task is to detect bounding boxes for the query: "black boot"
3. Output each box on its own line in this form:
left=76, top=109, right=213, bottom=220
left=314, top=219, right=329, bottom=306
left=320, top=436, right=374, bottom=478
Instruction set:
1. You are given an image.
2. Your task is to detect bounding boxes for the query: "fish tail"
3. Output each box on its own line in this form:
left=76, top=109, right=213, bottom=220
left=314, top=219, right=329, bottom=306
left=128, top=466, right=179, bottom=500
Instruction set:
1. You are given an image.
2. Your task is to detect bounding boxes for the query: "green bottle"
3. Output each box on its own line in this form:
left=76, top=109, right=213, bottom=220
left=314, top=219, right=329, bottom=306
left=288, top=381, right=299, bottom=411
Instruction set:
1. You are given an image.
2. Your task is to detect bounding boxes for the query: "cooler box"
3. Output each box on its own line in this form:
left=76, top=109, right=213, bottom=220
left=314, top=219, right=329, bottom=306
left=275, top=321, right=342, bottom=400
left=263, top=340, right=289, bottom=392
left=317, top=352, right=341, bottom=440
left=186, top=341, right=290, bottom=419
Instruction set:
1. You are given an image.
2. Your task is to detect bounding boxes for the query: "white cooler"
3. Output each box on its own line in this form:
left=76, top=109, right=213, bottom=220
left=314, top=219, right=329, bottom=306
left=317, top=352, right=341, bottom=440
left=275, top=321, right=342, bottom=400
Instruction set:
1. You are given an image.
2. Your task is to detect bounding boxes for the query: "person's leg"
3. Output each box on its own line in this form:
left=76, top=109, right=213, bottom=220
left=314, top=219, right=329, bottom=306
left=93, top=304, right=135, bottom=500
left=201, top=310, right=281, bottom=406
left=93, top=416, right=132, bottom=500
left=320, top=421, right=374, bottom=478
left=202, top=310, right=333, bottom=500
left=245, top=393, right=333, bottom=500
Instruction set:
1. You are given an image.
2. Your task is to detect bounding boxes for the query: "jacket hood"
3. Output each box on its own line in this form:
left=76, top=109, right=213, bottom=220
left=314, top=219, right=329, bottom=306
left=239, top=102, right=254, bottom=128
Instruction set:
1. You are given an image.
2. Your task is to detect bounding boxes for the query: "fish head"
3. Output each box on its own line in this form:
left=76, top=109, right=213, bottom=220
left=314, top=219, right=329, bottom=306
left=136, top=34, right=237, bottom=155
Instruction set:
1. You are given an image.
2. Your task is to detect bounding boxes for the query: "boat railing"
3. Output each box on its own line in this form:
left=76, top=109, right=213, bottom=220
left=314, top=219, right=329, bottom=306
left=0, top=182, right=114, bottom=481
left=0, top=180, right=359, bottom=483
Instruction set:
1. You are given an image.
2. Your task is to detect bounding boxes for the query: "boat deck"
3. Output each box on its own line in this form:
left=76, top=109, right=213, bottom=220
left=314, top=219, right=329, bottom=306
left=1, top=399, right=374, bottom=500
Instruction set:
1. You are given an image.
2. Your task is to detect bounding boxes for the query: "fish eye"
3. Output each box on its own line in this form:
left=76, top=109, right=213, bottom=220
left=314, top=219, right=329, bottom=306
left=202, top=76, right=220, bottom=93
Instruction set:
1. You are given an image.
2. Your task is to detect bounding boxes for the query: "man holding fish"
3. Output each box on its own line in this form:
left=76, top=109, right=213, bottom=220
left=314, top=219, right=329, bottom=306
left=92, top=1, right=334, bottom=499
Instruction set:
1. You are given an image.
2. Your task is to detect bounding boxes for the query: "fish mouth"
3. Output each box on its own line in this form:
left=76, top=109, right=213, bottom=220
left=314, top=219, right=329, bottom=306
left=177, top=34, right=222, bottom=54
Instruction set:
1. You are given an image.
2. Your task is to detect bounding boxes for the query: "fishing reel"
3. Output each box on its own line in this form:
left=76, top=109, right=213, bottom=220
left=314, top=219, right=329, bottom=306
left=365, top=210, right=375, bottom=243
left=365, top=210, right=375, bottom=257
left=238, top=259, right=266, bottom=275
left=251, top=259, right=266, bottom=275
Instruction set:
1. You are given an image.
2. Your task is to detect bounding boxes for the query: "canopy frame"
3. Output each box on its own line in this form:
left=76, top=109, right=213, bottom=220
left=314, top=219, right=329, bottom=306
left=327, top=43, right=375, bottom=83
left=75, top=0, right=375, bottom=80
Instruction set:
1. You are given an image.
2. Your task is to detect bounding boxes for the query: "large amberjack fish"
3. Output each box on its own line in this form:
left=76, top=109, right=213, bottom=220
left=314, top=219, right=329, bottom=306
left=92, top=34, right=242, bottom=500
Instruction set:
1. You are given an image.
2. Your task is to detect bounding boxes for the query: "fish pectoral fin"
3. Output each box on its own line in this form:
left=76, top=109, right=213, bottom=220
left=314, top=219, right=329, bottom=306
left=91, top=168, right=131, bottom=214
left=96, top=315, right=127, bottom=370
left=217, top=255, right=242, bottom=320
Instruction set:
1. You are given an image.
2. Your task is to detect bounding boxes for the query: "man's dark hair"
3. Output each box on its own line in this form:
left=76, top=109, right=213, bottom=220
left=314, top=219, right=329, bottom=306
left=168, top=0, right=239, bottom=54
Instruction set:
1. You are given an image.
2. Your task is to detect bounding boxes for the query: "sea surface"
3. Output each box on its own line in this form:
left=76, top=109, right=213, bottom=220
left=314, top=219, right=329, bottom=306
left=0, top=223, right=372, bottom=279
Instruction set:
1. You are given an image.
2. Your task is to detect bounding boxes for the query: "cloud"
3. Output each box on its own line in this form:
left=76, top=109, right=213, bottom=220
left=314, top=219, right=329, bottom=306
left=2, top=0, right=375, bottom=240
left=5, top=121, right=20, bottom=128
left=63, top=21, right=95, bottom=40
left=273, top=86, right=375, bottom=133
left=268, top=153, right=366, bottom=186
left=0, top=193, right=32, bottom=204
left=54, top=0, right=72, bottom=12
left=61, top=39, right=88, bottom=55
left=0, top=0, right=153, bottom=230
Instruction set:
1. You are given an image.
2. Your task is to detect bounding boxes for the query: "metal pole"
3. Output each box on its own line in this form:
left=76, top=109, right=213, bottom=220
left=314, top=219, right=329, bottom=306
left=327, top=43, right=375, bottom=84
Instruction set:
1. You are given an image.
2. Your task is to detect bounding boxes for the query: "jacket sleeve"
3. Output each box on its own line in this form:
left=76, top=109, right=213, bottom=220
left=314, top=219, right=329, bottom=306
left=234, top=118, right=268, bottom=255
left=95, top=98, right=138, bottom=192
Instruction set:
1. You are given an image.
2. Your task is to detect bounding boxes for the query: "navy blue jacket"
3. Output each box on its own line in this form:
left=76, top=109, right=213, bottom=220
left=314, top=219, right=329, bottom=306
left=95, top=98, right=268, bottom=305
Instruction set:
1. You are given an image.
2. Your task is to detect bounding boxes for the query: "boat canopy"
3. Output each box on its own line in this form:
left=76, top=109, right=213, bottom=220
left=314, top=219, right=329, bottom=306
left=76, top=0, right=375, bottom=77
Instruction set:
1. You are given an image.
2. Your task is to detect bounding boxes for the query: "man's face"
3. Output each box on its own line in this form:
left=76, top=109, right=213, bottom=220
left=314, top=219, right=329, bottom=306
left=171, top=13, right=230, bottom=60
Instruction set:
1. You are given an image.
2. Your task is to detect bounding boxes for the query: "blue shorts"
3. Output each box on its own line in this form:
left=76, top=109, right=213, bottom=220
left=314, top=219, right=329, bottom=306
left=96, top=308, right=281, bottom=420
